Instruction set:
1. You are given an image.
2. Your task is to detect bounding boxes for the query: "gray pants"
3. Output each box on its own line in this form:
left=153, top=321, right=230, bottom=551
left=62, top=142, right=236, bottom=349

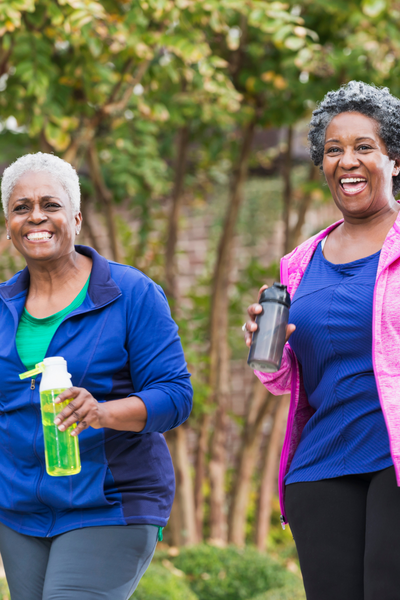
left=0, top=522, right=158, bottom=600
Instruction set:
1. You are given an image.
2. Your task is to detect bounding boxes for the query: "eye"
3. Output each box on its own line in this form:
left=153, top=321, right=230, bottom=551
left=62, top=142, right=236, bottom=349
left=13, top=204, right=29, bottom=212
left=326, top=147, right=341, bottom=154
left=357, top=144, right=372, bottom=151
left=44, top=203, right=61, bottom=210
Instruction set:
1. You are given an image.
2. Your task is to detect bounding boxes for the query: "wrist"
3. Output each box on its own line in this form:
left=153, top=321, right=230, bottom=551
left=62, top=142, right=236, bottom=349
left=98, top=402, right=110, bottom=428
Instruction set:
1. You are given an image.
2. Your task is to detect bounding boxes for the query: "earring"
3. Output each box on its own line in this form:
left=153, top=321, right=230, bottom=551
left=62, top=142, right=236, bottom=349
left=6, top=234, right=10, bottom=240
left=75, top=229, right=80, bottom=235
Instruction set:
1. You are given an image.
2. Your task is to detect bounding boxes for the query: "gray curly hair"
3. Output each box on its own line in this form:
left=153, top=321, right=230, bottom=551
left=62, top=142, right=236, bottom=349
left=308, top=81, right=400, bottom=195
left=1, top=153, right=81, bottom=215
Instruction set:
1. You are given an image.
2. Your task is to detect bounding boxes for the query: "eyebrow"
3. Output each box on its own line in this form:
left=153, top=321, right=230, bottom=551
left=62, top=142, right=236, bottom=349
left=14, top=195, right=60, bottom=202
left=325, top=137, right=376, bottom=144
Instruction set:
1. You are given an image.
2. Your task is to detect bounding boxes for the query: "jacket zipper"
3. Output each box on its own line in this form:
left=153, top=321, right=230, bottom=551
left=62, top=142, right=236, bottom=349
left=371, top=263, right=398, bottom=482
left=278, top=253, right=295, bottom=528
left=3, top=285, right=123, bottom=537
left=29, top=378, right=57, bottom=536
left=278, top=357, right=297, bottom=528
left=277, top=234, right=326, bottom=527
left=35, top=297, right=122, bottom=536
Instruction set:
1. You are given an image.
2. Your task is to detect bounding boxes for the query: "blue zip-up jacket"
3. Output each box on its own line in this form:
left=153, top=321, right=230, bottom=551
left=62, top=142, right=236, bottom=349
left=0, top=246, right=193, bottom=537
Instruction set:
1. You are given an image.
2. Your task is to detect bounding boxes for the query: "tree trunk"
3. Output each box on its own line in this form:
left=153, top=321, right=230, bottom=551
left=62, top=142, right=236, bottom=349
left=207, top=119, right=256, bottom=544
left=80, top=195, right=103, bottom=254
left=63, top=60, right=150, bottom=166
left=86, top=143, right=120, bottom=262
left=194, top=412, right=210, bottom=541
left=288, top=164, right=320, bottom=251
left=0, top=38, right=14, bottom=77
left=228, top=379, right=274, bottom=546
left=282, top=126, right=293, bottom=255
left=256, top=394, right=290, bottom=551
left=208, top=308, right=230, bottom=543
left=165, top=425, right=198, bottom=546
left=164, top=125, right=190, bottom=301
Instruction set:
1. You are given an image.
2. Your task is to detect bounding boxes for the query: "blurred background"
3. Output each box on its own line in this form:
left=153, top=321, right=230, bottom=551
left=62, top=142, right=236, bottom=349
left=0, top=1, right=398, bottom=598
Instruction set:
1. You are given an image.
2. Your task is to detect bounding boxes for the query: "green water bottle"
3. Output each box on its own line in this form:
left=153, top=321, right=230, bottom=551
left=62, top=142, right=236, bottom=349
left=20, top=357, right=81, bottom=476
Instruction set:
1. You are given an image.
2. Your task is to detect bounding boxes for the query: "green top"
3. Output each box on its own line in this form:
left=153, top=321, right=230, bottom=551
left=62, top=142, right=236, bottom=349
left=16, top=276, right=91, bottom=371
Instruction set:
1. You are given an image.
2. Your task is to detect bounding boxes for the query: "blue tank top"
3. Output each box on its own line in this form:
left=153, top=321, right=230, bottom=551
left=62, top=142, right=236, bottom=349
left=285, top=241, right=392, bottom=484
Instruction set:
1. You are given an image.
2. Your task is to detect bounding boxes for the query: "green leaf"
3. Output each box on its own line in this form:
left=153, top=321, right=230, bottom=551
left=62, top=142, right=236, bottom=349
left=284, top=36, right=305, bottom=51
left=362, top=0, right=387, bottom=17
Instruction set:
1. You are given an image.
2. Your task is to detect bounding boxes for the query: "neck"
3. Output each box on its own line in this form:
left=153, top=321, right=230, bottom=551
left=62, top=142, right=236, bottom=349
left=340, top=200, right=400, bottom=241
left=26, top=249, right=90, bottom=299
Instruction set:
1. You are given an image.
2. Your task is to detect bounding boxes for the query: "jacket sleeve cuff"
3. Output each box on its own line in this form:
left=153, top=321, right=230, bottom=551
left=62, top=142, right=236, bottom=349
left=131, top=385, right=192, bottom=434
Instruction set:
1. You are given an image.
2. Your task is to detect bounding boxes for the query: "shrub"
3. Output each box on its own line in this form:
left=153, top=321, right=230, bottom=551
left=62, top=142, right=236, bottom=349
left=167, top=544, right=297, bottom=600
left=252, top=582, right=306, bottom=600
left=0, top=578, right=9, bottom=599
left=132, top=563, right=198, bottom=600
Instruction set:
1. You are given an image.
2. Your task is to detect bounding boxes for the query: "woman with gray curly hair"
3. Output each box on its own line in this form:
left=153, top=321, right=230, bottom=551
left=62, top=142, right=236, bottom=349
left=0, top=153, right=192, bottom=599
left=244, top=81, right=400, bottom=600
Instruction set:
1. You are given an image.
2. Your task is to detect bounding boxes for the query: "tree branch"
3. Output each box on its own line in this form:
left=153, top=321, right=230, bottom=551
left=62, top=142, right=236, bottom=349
left=0, top=38, right=15, bottom=77
left=102, top=59, right=151, bottom=115
left=63, top=60, right=151, bottom=165
left=86, top=143, right=120, bottom=262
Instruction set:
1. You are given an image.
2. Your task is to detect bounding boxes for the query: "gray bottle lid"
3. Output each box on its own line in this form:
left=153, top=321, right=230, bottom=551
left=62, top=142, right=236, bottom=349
left=259, top=282, right=291, bottom=309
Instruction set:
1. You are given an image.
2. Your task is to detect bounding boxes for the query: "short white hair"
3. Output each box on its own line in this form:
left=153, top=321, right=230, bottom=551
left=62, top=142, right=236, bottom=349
left=1, top=153, right=81, bottom=215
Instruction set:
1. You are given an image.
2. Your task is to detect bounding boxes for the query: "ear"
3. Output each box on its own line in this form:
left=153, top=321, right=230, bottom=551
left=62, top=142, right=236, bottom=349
left=74, top=211, right=83, bottom=236
left=392, top=158, right=400, bottom=177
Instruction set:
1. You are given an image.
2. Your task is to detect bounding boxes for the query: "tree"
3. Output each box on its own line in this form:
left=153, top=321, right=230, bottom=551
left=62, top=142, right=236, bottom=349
left=197, top=0, right=320, bottom=544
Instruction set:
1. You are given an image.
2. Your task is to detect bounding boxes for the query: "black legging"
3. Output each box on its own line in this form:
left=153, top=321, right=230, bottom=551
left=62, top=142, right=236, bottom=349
left=286, top=466, right=400, bottom=600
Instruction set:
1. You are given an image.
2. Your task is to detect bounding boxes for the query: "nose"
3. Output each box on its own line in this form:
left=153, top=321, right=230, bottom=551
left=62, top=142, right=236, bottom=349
left=29, top=203, right=47, bottom=223
left=339, top=147, right=360, bottom=170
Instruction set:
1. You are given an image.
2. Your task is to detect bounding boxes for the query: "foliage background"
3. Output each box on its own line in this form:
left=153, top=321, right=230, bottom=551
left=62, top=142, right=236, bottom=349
left=0, top=0, right=398, bottom=597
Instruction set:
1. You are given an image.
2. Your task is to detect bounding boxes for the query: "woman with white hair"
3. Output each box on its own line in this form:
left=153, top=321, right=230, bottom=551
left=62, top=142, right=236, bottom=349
left=0, top=153, right=192, bottom=599
left=244, top=81, right=400, bottom=599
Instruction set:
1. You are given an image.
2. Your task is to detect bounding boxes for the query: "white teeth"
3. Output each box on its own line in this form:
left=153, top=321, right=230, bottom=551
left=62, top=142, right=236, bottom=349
left=340, top=178, right=366, bottom=184
left=27, top=232, right=52, bottom=240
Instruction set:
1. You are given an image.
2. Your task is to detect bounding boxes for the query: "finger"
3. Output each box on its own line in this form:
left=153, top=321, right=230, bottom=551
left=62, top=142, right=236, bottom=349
left=54, top=397, right=85, bottom=427
left=56, top=401, right=86, bottom=430
left=245, top=330, right=253, bottom=347
left=57, top=407, right=88, bottom=431
left=285, top=324, right=296, bottom=343
left=258, top=284, right=268, bottom=300
left=243, top=319, right=259, bottom=347
left=54, top=387, right=81, bottom=404
left=69, top=419, right=90, bottom=436
left=247, top=303, right=262, bottom=320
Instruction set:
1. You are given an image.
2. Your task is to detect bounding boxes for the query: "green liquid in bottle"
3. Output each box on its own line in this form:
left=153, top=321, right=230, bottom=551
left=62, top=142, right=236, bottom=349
left=40, top=388, right=81, bottom=476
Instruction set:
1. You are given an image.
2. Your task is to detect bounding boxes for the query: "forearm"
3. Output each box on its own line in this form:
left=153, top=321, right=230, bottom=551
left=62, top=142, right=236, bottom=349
left=99, top=396, right=148, bottom=432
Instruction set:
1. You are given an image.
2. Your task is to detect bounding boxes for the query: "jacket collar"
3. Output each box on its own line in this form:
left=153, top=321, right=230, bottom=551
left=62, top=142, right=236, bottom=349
left=0, top=245, right=121, bottom=307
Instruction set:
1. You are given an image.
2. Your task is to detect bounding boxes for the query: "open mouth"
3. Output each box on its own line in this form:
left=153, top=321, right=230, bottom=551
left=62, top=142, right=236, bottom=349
left=339, top=177, right=368, bottom=195
left=25, top=232, right=54, bottom=242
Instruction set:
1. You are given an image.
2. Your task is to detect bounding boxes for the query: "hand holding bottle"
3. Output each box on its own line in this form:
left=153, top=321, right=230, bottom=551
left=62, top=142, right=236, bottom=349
left=243, top=284, right=296, bottom=348
left=53, top=387, right=105, bottom=435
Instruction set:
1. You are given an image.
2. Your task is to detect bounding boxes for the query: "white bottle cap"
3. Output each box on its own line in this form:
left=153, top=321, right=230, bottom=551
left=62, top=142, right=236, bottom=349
left=43, top=357, right=67, bottom=367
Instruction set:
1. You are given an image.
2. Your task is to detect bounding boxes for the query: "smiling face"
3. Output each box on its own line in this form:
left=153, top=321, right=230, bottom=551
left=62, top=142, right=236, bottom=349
left=322, top=111, right=400, bottom=219
left=6, top=171, right=82, bottom=264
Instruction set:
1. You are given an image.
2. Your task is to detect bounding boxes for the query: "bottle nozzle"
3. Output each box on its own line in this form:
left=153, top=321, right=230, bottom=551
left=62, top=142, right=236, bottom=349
left=19, top=362, right=45, bottom=380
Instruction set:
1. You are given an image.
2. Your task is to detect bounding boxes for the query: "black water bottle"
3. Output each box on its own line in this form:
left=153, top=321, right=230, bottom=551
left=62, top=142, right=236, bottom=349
left=247, top=283, right=291, bottom=372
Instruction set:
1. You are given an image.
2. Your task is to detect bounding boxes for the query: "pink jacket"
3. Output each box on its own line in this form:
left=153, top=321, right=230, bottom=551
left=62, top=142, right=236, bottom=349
left=256, top=213, right=400, bottom=528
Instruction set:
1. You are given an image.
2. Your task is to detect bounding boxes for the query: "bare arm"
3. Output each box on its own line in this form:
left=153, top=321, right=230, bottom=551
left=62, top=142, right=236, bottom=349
left=53, top=387, right=148, bottom=435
